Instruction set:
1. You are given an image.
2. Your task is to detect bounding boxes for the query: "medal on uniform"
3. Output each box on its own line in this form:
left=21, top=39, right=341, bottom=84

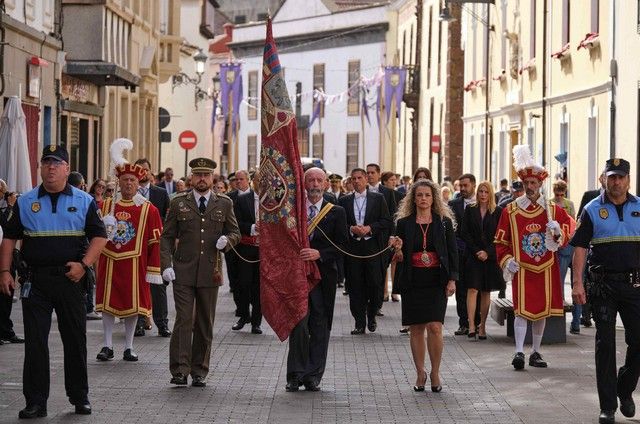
left=419, top=223, right=431, bottom=265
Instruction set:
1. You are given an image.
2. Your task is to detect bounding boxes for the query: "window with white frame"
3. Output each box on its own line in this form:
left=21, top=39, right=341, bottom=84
left=247, top=135, right=257, bottom=170
left=346, top=133, right=359, bottom=173
left=469, top=125, right=475, bottom=176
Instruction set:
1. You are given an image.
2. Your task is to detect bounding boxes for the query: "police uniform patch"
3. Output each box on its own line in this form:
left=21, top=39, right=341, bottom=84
left=614, top=158, right=620, bottom=166
left=31, top=202, right=41, bottom=213
left=599, top=208, right=609, bottom=219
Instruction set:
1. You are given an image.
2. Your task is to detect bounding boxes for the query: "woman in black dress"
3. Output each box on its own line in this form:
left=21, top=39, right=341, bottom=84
left=460, top=181, right=504, bottom=340
left=389, top=179, right=458, bottom=392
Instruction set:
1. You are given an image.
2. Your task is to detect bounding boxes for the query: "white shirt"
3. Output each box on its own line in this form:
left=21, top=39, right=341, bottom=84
left=368, top=183, right=381, bottom=193
left=305, top=197, right=324, bottom=215
left=515, top=194, right=547, bottom=210
left=251, top=191, right=260, bottom=236
left=463, top=196, right=476, bottom=209
left=138, top=182, right=151, bottom=199
left=193, top=190, right=212, bottom=209
left=238, top=187, right=251, bottom=195
left=352, top=190, right=371, bottom=240
left=163, top=180, right=174, bottom=194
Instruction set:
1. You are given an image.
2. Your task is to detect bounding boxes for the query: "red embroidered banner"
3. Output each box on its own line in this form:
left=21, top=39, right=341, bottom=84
left=258, top=18, right=320, bottom=341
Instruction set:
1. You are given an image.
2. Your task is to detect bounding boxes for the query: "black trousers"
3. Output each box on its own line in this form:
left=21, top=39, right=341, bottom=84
left=590, top=278, right=640, bottom=411
left=0, top=289, right=16, bottom=339
left=287, top=283, right=332, bottom=384
left=454, top=248, right=469, bottom=327
left=224, top=250, right=242, bottom=316
left=22, top=271, right=88, bottom=408
left=346, top=239, right=383, bottom=329
left=237, top=245, right=262, bottom=327
left=137, top=284, right=169, bottom=332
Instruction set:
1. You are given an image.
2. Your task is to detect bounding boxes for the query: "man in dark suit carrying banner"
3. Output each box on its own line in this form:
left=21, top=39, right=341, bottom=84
left=286, top=167, right=348, bottom=392
left=258, top=18, right=320, bottom=342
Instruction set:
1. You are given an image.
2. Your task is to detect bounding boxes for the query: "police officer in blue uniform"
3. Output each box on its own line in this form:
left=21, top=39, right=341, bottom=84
left=571, top=158, right=640, bottom=424
left=0, top=145, right=107, bottom=419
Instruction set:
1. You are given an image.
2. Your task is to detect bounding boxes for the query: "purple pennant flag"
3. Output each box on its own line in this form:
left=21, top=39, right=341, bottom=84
left=211, top=95, right=217, bottom=131
left=307, top=100, right=322, bottom=129
left=383, top=66, right=406, bottom=123
left=376, top=86, right=381, bottom=128
left=220, top=63, right=243, bottom=131
left=362, top=94, right=370, bottom=125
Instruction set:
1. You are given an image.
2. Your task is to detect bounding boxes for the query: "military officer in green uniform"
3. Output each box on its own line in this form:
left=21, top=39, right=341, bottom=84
left=161, top=158, right=240, bottom=387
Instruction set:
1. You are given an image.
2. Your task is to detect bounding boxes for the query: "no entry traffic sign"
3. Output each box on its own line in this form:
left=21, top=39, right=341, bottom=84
left=178, top=130, right=197, bottom=150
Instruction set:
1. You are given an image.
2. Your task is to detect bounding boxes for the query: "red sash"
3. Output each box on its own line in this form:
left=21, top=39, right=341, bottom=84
left=411, top=251, right=440, bottom=268
left=240, top=235, right=259, bottom=246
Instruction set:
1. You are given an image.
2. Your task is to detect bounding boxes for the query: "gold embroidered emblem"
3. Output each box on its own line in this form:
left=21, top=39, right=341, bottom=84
left=49, top=145, right=56, bottom=152
left=31, top=202, right=40, bottom=213
left=197, top=159, right=206, bottom=167
left=614, top=159, right=621, bottom=166
left=599, top=208, right=609, bottom=219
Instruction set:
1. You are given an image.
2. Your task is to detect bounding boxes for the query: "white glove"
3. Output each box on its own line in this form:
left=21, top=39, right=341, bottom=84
left=162, top=267, right=175, bottom=282
left=546, top=220, right=561, bottom=236
left=145, top=273, right=163, bottom=285
left=545, top=232, right=560, bottom=252
left=102, top=215, right=117, bottom=241
left=502, top=258, right=520, bottom=282
left=216, top=235, right=228, bottom=250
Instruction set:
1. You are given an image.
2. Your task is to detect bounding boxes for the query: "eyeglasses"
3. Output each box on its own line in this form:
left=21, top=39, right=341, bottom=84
left=41, top=158, right=65, bottom=168
left=105, top=188, right=114, bottom=192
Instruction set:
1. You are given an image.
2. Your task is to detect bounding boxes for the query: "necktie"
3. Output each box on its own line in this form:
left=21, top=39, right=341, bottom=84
left=308, top=205, right=317, bottom=240
left=199, top=197, right=206, bottom=214
left=138, top=187, right=149, bottom=198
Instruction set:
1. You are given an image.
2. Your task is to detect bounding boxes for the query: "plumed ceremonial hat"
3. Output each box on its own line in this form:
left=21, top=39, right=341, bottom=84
left=512, top=145, right=548, bottom=181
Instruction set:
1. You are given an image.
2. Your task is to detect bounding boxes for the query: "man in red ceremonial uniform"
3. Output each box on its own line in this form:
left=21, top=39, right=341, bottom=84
left=95, top=157, right=163, bottom=362
left=494, top=145, right=573, bottom=370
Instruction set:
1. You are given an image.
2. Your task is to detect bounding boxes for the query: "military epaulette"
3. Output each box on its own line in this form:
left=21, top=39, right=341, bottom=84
left=170, top=192, right=188, bottom=203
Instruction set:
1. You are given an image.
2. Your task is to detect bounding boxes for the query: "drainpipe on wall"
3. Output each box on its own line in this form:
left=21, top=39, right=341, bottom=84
left=609, top=0, right=617, bottom=157
left=541, top=0, right=547, bottom=167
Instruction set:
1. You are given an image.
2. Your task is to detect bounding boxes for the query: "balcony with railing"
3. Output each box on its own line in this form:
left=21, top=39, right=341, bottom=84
left=62, top=2, right=140, bottom=89
left=402, top=64, right=420, bottom=109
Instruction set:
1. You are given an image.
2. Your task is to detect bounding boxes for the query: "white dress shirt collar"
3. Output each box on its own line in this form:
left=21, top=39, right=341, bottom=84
left=515, top=194, right=546, bottom=210
left=193, top=190, right=212, bottom=205
left=368, top=183, right=381, bottom=193
left=354, top=190, right=367, bottom=199
left=238, top=187, right=251, bottom=195
left=306, top=197, right=324, bottom=212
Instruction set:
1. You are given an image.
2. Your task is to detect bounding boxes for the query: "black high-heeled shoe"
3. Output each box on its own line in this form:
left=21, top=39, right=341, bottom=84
left=413, top=371, right=427, bottom=392
left=468, top=331, right=478, bottom=341
left=430, top=372, right=442, bottom=393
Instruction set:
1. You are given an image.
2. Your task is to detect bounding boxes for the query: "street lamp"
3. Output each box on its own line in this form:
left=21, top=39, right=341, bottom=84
left=171, top=49, right=211, bottom=109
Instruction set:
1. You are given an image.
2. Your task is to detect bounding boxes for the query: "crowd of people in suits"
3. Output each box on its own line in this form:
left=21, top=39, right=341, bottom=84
left=0, top=154, right=598, bottom=405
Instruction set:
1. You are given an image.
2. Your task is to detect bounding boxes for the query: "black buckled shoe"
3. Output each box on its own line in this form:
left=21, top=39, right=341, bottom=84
left=96, top=347, right=114, bottom=361
left=620, top=396, right=635, bottom=418
left=2, top=334, right=25, bottom=343
left=512, top=352, right=525, bottom=370
left=528, top=352, right=548, bottom=368
left=251, top=325, right=263, bottom=334
left=158, top=328, right=172, bottom=337
left=74, top=402, right=92, bottom=415
left=170, top=373, right=188, bottom=385
left=598, top=410, right=615, bottom=424
left=191, top=376, right=206, bottom=387
left=18, top=405, right=47, bottom=419
left=285, top=381, right=300, bottom=392
left=123, top=348, right=138, bottom=362
left=351, top=327, right=365, bottom=335
left=232, top=318, right=247, bottom=331
left=304, top=380, right=320, bottom=391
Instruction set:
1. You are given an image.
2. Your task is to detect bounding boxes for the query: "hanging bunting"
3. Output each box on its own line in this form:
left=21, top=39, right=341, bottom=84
left=220, top=63, right=243, bottom=130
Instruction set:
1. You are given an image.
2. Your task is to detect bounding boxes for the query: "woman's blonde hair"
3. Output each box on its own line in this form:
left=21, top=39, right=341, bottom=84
left=395, top=178, right=455, bottom=227
left=476, top=180, right=497, bottom=213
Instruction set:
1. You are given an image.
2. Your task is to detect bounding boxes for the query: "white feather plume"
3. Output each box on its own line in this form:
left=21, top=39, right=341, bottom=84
left=512, top=144, right=536, bottom=171
left=110, top=138, right=133, bottom=169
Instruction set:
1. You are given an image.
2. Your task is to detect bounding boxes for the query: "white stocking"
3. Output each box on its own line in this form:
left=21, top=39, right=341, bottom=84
left=124, top=316, right=137, bottom=350
left=531, top=318, right=546, bottom=353
left=102, top=312, right=115, bottom=349
left=514, top=316, right=528, bottom=353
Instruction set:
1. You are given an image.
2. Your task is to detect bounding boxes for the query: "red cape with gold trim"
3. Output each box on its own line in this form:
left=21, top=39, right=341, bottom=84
left=96, top=198, right=163, bottom=318
left=494, top=199, right=573, bottom=320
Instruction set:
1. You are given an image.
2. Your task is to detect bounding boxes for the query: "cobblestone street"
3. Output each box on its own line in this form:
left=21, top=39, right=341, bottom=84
left=0, top=282, right=624, bottom=423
